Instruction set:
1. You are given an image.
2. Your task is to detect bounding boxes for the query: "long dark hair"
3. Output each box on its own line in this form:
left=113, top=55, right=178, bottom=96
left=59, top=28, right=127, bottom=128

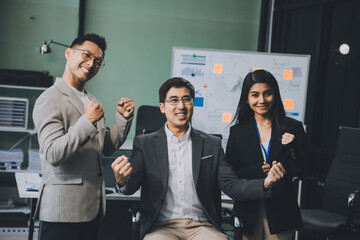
left=232, top=69, right=287, bottom=131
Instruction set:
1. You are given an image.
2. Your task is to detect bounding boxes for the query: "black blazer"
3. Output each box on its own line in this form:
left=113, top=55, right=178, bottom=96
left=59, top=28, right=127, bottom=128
left=226, top=117, right=306, bottom=235
left=124, top=126, right=270, bottom=239
left=124, top=127, right=226, bottom=239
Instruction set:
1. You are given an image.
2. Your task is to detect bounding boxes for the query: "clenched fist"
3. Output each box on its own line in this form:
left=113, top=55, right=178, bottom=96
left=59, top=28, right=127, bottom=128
left=282, top=132, right=297, bottom=161
left=281, top=132, right=295, bottom=145
left=264, top=161, right=286, bottom=189
left=116, top=98, right=135, bottom=120
left=85, top=101, right=104, bottom=123
left=111, top=155, right=133, bottom=187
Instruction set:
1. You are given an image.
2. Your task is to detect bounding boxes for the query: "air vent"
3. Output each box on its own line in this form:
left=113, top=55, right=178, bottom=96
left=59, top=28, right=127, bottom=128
left=0, top=97, right=28, bottom=131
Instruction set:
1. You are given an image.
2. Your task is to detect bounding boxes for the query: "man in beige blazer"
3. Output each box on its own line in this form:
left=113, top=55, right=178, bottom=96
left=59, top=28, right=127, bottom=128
left=33, top=33, right=134, bottom=240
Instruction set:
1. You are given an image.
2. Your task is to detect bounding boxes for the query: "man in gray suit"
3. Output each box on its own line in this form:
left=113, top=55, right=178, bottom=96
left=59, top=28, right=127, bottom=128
left=111, top=77, right=286, bottom=240
left=33, top=33, right=134, bottom=240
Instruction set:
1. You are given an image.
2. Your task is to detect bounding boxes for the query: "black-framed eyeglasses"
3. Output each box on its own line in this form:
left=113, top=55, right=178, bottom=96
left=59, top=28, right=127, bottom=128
left=164, top=96, right=193, bottom=106
left=72, top=48, right=105, bottom=68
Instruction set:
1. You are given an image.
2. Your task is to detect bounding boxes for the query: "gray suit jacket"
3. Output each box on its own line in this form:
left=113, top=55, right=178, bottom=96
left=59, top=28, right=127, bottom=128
left=123, top=126, right=266, bottom=239
left=33, top=77, right=132, bottom=222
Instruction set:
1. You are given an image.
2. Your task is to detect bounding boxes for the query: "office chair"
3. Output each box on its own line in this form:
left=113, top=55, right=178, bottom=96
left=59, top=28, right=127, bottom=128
left=135, top=105, right=166, bottom=136
left=129, top=105, right=165, bottom=240
left=297, top=126, right=360, bottom=239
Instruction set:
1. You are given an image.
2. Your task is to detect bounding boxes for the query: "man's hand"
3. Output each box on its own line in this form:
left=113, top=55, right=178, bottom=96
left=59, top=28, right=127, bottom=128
left=264, top=161, right=286, bottom=189
left=85, top=101, right=104, bottom=123
left=116, top=98, right=135, bottom=120
left=111, top=155, right=132, bottom=187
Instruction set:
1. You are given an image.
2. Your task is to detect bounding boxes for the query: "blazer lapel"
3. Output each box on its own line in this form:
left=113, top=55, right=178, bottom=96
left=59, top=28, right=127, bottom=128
left=153, top=128, right=169, bottom=189
left=191, top=129, right=203, bottom=186
left=55, top=78, right=85, bottom=116
left=268, top=124, right=284, bottom=163
left=246, top=120, right=265, bottom=164
left=86, top=92, right=103, bottom=145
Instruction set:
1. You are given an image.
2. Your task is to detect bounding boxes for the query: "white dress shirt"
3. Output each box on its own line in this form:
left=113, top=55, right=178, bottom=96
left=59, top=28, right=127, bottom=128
left=157, top=123, right=207, bottom=222
left=66, top=82, right=90, bottom=106
left=260, top=140, right=270, bottom=161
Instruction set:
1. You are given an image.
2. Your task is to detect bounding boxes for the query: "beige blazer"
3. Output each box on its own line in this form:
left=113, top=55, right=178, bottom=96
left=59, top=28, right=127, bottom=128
left=33, top=77, right=132, bottom=222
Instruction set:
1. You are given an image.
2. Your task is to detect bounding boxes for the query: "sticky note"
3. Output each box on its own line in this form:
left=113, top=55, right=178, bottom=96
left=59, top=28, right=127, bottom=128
left=222, top=112, right=232, bottom=122
left=284, top=100, right=294, bottom=110
left=283, top=70, right=294, bottom=80
left=213, top=64, right=223, bottom=74
left=253, top=67, right=262, bottom=71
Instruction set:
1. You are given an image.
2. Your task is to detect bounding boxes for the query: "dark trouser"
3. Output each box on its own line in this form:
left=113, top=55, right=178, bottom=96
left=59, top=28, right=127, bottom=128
left=39, top=214, right=100, bottom=240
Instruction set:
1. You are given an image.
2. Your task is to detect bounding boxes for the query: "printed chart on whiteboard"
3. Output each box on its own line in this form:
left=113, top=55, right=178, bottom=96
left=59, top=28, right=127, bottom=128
left=171, top=47, right=310, bottom=148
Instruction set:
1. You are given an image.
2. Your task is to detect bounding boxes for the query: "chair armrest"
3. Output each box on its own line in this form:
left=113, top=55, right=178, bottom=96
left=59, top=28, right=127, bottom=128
left=129, top=202, right=140, bottom=222
left=222, top=208, right=243, bottom=240
left=348, top=190, right=360, bottom=207
left=222, top=208, right=242, bottom=228
left=128, top=203, right=141, bottom=240
left=347, top=190, right=360, bottom=230
left=292, top=176, right=324, bottom=187
left=292, top=177, right=325, bottom=208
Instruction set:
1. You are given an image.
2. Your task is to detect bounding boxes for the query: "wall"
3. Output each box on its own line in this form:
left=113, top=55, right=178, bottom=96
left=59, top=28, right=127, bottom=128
left=0, top=0, right=78, bottom=78
left=84, top=0, right=262, bottom=141
left=0, top=0, right=79, bottom=168
left=0, top=0, right=262, bottom=145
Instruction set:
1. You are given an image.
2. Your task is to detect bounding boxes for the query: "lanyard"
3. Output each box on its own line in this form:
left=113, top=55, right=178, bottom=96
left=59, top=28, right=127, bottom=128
left=254, top=119, right=271, bottom=163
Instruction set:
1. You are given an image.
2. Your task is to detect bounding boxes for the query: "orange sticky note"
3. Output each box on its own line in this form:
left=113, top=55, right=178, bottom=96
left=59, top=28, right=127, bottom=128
left=283, top=70, right=293, bottom=80
left=284, top=100, right=294, bottom=110
left=253, top=67, right=262, bottom=71
left=222, top=112, right=232, bottom=122
left=213, top=64, right=223, bottom=74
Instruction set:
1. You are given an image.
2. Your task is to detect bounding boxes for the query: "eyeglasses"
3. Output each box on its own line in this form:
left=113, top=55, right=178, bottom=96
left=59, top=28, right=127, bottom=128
left=72, top=48, right=105, bottom=68
left=164, top=96, right=193, bottom=106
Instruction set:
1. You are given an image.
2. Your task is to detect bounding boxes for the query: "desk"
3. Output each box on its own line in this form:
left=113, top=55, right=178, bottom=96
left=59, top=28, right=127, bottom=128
left=16, top=173, right=232, bottom=240
left=15, top=172, right=140, bottom=240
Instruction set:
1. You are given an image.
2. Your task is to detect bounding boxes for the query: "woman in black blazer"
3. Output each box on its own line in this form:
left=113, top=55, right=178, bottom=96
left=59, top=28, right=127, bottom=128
left=226, top=69, right=307, bottom=240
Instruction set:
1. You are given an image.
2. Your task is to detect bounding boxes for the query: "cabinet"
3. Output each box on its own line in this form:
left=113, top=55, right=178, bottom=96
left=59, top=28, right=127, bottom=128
left=0, top=85, right=44, bottom=219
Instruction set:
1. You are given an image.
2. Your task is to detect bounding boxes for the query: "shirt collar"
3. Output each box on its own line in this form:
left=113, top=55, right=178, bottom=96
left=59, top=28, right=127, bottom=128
left=164, top=123, right=191, bottom=143
left=65, top=81, right=87, bottom=96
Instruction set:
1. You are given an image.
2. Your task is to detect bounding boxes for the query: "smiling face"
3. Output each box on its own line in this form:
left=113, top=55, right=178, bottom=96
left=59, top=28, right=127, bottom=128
left=247, top=83, right=274, bottom=118
left=63, top=40, right=103, bottom=90
left=159, top=86, right=193, bottom=134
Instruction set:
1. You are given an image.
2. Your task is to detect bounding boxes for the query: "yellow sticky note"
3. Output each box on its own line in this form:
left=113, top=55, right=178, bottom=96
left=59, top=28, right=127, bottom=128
left=283, top=70, right=294, bottom=80
left=284, top=100, right=294, bottom=110
left=213, top=64, right=223, bottom=74
left=222, top=112, right=232, bottom=122
left=253, top=67, right=262, bottom=72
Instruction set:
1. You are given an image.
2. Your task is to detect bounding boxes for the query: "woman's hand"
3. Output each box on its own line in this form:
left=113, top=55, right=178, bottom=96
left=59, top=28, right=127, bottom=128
left=262, top=161, right=271, bottom=174
left=281, top=132, right=295, bottom=145
left=282, top=132, right=297, bottom=160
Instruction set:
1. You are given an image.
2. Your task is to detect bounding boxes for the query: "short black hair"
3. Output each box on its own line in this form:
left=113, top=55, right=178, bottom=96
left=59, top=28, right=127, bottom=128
left=70, top=33, right=107, bottom=55
left=159, top=77, right=195, bottom=103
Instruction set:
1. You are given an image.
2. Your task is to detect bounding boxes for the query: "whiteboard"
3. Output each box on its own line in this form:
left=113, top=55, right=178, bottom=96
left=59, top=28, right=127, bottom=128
left=171, top=47, right=310, bottom=147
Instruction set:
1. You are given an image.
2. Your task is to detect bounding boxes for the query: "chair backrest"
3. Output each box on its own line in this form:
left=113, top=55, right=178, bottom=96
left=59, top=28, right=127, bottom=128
left=323, top=126, right=360, bottom=218
left=135, top=105, right=166, bottom=136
